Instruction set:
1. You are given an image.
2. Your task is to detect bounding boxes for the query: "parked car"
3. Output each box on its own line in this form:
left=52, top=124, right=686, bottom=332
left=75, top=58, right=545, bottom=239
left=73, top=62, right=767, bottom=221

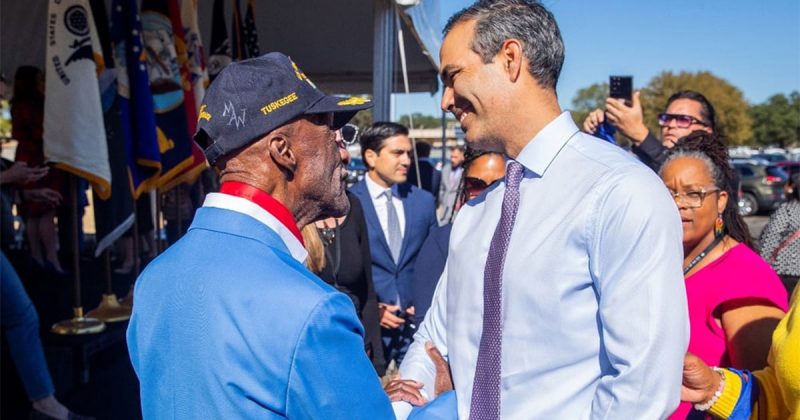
left=346, top=157, right=367, bottom=187
left=731, top=160, right=788, bottom=216
left=775, top=160, right=800, bottom=179
left=751, top=153, right=788, bottom=164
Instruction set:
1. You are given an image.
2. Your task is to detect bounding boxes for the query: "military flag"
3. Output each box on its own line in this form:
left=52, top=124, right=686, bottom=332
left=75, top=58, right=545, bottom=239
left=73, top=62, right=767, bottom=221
left=90, top=0, right=134, bottom=255
left=180, top=0, right=209, bottom=111
left=159, top=0, right=207, bottom=190
left=243, top=0, right=260, bottom=58
left=207, top=0, right=231, bottom=82
left=141, top=0, right=195, bottom=187
left=110, top=0, right=161, bottom=198
left=43, top=0, right=111, bottom=199
left=230, top=0, right=245, bottom=61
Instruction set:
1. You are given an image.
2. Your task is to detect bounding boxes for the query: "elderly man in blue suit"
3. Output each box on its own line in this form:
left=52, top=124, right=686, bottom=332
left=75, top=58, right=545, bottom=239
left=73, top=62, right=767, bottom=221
left=127, top=53, right=393, bottom=419
left=350, top=122, right=437, bottom=367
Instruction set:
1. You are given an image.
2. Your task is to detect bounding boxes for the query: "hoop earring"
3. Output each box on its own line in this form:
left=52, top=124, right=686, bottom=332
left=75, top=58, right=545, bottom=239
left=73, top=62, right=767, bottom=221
left=714, top=215, right=725, bottom=238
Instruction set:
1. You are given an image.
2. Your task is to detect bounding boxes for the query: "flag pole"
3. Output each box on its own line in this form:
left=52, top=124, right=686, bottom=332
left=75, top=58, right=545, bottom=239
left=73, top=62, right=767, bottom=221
left=85, top=249, right=130, bottom=322
left=52, top=174, right=106, bottom=334
left=119, top=196, right=141, bottom=308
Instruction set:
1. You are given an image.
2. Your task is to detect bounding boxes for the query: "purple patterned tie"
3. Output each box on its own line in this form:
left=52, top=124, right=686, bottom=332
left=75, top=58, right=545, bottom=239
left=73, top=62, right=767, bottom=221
left=470, top=161, right=524, bottom=420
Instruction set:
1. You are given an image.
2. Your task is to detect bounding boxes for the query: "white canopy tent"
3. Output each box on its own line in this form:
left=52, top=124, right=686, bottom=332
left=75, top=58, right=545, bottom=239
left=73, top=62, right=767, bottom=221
left=0, top=0, right=441, bottom=121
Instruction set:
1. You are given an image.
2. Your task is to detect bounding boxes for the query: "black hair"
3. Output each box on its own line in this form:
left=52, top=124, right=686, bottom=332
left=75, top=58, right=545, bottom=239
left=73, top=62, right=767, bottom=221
left=666, top=90, right=717, bottom=132
left=359, top=122, right=409, bottom=162
left=415, top=141, right=432, bottom=158
left=662, top=131, right=753, bottom=248
left=443, top=0, right=564, bottom=91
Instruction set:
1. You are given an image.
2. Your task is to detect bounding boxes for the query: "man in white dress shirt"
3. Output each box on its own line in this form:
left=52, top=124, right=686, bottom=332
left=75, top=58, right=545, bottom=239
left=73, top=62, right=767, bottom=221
left=391, top=1, right=689, bottom=419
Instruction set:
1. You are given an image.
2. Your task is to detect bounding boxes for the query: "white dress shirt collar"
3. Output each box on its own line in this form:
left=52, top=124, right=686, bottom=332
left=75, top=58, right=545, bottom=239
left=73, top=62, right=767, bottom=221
left=515, top=111, right=580, bottom=176
left=202, top=192, right=308, bottom=263
left=365, top=172, right=393, bottom=199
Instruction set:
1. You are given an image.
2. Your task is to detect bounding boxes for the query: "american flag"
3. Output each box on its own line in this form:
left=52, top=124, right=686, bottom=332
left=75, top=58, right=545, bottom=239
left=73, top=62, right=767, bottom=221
left=243, top=0, right=260, bottom=58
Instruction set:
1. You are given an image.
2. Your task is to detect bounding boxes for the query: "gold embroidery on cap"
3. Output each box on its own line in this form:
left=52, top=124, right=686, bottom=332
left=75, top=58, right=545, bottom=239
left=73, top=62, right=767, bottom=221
left=198, top=104, right=211, bottom=122
left=260, top=92, right=299, bottom=115
left=337, top=97, right=371, bottom=106
left=291, top=60, right=317, bottom=88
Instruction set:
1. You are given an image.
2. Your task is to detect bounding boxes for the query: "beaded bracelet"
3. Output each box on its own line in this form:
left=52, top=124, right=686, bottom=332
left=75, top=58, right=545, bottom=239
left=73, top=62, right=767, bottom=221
left=695, top=367, right=725, bottom=411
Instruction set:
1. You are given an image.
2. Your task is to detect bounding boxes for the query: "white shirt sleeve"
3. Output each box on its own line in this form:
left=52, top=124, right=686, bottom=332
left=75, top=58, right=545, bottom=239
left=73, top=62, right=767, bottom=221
left=587, top=166, right=689, bottom=419
left=393, top=264, right=451, bottom=419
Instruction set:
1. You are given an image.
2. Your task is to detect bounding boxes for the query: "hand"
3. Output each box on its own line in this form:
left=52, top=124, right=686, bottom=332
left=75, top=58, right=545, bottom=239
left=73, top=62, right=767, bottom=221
left=22, top=188, right=63, bottom=207
left=605, top=91, right=649, bottom=144
left=406, top=306, right=416, bottom=318
left=0, top=162, right=48, bottom=185
left=582, top=109, right=605, bottom=134
left=681, top=352, right=721, bottom=404
left=384, top=378, right=427, bottom=406
left=378, top=303, right=405, bottom=329
left=425, top=342, right=453, bottom=397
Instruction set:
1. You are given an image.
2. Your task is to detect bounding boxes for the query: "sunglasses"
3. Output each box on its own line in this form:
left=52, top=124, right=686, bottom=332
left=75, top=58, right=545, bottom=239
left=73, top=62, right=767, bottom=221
left=657, top=113, right=708, bottom=129
left=464, top=177, right=493, bottom=199
left=340, top=124, right=359, bottom=146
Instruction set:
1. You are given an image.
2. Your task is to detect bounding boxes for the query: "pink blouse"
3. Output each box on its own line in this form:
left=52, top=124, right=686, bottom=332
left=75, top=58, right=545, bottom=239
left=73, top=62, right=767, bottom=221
left=672, top=243, right=788, bottom=419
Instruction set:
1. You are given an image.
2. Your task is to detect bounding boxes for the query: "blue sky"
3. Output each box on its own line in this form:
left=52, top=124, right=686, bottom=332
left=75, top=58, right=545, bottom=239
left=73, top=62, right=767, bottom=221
left=394, top=0, right=800, bottom=119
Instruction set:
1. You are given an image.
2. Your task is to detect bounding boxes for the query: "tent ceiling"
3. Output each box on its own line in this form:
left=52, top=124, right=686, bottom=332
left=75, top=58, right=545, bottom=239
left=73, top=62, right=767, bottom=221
left=1, top=0, right=440, bottom=95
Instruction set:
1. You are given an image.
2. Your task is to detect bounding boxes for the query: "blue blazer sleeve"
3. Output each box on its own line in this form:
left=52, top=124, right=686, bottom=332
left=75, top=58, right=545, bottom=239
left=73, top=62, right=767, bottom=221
left=286, top=292, right=394, bottom=419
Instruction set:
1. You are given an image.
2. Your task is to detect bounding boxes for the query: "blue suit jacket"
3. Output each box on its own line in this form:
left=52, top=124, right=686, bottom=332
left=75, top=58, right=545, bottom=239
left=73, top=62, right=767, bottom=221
left=127, top=206, right=392, bottom=419
left=350, top=180, right=436, bottom=309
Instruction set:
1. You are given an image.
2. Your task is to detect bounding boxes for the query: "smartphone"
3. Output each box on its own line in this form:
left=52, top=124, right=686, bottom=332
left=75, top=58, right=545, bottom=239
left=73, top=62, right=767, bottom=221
left=609, top=76, right=633, bottom=103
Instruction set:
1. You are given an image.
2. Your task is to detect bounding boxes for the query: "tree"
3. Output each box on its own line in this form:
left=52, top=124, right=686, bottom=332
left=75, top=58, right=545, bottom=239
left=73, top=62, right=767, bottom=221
left=569, top=82, right=608, bottom=127
left=349, top=107, right=373, bottom=131
left=749, top=92, right=800, bottom=148
left=642, top=71, right=752, bottom=145
left=399, top=113, right=443, bottom=129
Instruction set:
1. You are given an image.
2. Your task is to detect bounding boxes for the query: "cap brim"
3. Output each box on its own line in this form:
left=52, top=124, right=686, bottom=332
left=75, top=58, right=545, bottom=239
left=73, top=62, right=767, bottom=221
left=306, top=95, right=373, bottom=130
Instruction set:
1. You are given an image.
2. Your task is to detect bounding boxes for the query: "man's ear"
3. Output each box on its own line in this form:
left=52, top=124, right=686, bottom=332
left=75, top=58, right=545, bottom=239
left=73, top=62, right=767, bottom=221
left=499, top=39, right=524, bottom=82
left=364, top=149, right=377, bottom=170
left=267, top=133, right=297, bottom=173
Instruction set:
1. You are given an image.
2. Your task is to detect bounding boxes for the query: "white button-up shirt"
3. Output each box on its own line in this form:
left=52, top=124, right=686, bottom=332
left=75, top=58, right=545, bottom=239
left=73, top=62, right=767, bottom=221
left=203, top=192, right=307, bottom=263
left=365, top=173, right=406, bottom=242
left=395, top=112, right=689, bottom=419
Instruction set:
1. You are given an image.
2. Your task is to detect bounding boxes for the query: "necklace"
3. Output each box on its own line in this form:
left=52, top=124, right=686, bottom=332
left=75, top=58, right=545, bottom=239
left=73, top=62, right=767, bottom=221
left=683, top=235, right=724, bottom=275
left=316, top=219, right=339, bottom=246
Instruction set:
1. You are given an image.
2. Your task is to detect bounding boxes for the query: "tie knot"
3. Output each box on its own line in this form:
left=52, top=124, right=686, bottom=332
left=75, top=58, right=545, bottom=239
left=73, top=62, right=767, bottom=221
left=384, top=189, right=394, bottom=201
left=505, top=161, right=524, bottom=190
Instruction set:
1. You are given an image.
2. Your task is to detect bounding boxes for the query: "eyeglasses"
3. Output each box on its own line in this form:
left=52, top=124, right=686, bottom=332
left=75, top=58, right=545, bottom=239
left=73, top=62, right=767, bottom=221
left=658, top=113, right=709, bottom=129
left=340, top=124, right=359, bottom=146
left=669, top=187, right=720, bottom=208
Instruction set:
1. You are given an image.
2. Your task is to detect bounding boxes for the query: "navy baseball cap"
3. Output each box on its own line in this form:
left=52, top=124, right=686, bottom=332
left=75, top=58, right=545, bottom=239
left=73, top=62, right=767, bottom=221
left=196, top=52, right=372, bottom=165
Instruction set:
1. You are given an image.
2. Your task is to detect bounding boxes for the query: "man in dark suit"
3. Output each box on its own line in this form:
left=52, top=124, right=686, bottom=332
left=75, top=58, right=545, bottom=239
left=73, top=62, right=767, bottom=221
left=350, top=122, right=437, bottom=367
left=405, top=141, right=441, bottom=200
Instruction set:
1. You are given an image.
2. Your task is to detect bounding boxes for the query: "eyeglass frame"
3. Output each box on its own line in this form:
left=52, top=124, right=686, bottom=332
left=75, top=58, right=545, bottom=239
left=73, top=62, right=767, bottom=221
left=669, top=187, right=721, bottom=208
left=339, top=123, right=359, bottom=146
left=658, top=113, right=709, bottom=129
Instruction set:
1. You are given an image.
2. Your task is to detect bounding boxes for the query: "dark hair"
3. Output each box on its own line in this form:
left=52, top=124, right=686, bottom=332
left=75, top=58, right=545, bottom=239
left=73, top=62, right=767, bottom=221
left=666, top=90, right=717, bottom=132
left=415, top=141, right=432, bottom=158
left=11, top=66, right=43, bottom=105
left=443, top=0, right=564, bottom=91
left=450, top=147, right=505, bottom=223
left=661, top=131, right=753, bottom=248
left=359, top=122, right=409, bottom=162
left=788, top=173, right=800, bottom=201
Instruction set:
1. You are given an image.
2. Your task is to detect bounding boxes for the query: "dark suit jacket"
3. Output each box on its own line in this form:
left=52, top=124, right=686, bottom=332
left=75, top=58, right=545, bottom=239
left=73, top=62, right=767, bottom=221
left=405, top=159, right=441, bottom=201
left=411, top=223, right=452, bottom=326
left=350, top=180, right=437, bottom=310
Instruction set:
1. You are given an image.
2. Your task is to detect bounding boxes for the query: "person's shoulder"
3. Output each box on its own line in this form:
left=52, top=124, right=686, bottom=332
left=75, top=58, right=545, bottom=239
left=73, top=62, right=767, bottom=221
left=399, top=182, right=435, bottom=204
